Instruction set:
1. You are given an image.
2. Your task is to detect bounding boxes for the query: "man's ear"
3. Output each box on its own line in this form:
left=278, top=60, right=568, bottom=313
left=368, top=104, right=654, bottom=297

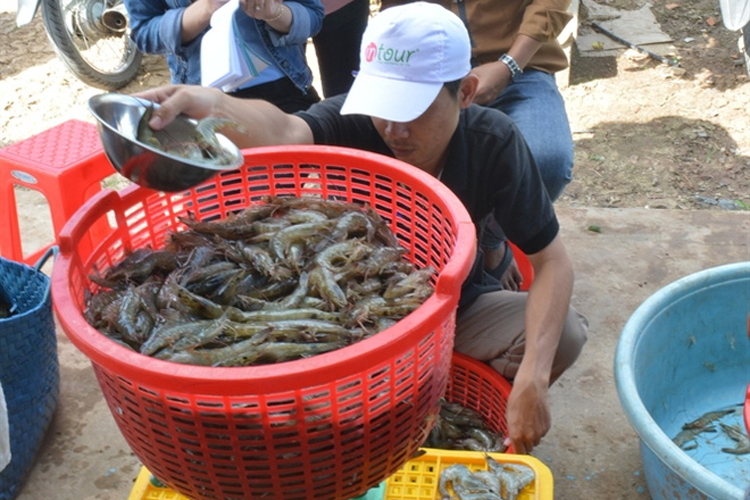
left=458, top=74, right=479, bottom=108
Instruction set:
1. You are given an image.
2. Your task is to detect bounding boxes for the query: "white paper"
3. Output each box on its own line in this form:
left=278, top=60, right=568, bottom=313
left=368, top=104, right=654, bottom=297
left=0, top=382, right=11, bottom=473
left=201, top=0, right=270, bottom=91
left=223, top=36, right=271, bottom=92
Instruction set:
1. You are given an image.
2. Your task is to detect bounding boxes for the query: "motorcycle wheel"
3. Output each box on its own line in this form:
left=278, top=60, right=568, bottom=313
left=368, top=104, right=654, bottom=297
left=41, top=0, right=142, bottom=90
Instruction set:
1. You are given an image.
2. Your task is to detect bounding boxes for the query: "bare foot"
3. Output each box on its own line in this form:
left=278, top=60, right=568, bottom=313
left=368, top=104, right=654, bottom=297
left=500, top=258, right=523, bottom=291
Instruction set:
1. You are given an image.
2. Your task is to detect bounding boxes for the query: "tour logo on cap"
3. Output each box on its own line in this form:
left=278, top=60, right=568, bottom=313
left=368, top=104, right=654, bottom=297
left=364, top=41, right=419, bottom=65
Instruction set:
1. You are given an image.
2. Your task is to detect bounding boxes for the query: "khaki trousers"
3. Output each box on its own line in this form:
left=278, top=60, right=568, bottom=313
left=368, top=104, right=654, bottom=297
left=454, top=290, right=588, bottom=382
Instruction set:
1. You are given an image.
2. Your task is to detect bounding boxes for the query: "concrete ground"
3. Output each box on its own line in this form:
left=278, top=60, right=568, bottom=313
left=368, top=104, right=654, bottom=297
left=10, top=206, right=750, bottom=500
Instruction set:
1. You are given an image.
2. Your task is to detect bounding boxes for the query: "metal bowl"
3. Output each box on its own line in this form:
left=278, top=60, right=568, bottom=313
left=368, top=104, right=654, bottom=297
left=88, top=92, right=244, bottom=192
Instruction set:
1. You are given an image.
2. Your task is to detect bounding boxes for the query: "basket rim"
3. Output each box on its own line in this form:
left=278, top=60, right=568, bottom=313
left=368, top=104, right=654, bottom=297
left=52, top=145, right=477, bottom=394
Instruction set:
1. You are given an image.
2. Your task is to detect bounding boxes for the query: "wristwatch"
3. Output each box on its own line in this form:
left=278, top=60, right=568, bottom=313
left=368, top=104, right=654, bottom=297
left=499, top=53, right=523, bottom=80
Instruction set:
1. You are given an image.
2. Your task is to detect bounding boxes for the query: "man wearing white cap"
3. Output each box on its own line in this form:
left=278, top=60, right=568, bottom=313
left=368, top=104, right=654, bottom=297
left=139, top=0, right=588, bottom=454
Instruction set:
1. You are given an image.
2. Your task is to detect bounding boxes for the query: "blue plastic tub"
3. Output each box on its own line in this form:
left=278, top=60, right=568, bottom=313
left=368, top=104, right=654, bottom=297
left=615, top=261, right=750, bottom=500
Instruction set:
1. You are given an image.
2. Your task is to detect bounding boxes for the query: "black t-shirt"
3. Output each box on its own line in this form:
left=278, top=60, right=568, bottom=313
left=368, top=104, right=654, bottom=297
left=295, top=94, right=559, bottom=307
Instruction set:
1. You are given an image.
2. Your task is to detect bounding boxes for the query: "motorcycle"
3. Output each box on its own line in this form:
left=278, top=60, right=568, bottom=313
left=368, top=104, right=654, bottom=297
left=15, top=0, right=143, bottom=90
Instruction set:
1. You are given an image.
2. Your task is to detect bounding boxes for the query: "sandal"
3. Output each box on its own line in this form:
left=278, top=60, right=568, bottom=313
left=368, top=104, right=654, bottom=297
left=486, top=241, right=514, bottom=281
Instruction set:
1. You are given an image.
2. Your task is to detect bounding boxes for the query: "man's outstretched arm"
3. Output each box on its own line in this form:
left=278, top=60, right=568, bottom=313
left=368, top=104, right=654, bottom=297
left=136, top=85, right=315, bottom=149
left=506, top=234, right=574, bottom=454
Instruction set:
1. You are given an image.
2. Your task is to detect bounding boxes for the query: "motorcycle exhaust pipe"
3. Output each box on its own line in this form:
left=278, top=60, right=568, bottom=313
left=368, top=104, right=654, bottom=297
left=102, top=4, right=128, bottom=33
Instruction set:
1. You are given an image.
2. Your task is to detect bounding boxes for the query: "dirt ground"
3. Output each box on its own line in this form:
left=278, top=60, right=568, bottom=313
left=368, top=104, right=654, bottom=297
left=0, top=1, right=749, bottom=499
left=562, top=0, right=750, bottom=211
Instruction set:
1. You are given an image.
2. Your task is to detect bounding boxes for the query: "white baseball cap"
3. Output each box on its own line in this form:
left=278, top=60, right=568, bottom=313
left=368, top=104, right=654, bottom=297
left=340, top=1, right=472, bottom=123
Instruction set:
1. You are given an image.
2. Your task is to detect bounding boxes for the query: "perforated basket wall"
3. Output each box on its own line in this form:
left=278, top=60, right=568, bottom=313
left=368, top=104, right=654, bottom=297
left=446, top=352, right=512, bottom=440
left=52, top=146, right=476, bottom=500
left=0, top=250, right=59, bottom=500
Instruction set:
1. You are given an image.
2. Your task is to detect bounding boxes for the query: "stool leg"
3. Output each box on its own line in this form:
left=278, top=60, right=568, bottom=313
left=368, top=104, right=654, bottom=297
left=0, top=182, right=24, bottom=262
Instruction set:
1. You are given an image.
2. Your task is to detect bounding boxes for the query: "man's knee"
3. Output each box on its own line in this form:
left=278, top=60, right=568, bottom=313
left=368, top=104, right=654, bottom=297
left=551, top=307, right=588, bottom=381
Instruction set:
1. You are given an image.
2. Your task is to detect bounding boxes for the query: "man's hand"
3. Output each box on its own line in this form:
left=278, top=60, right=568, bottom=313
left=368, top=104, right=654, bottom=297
left=134, top=84, right=314, bottom=149
left=505, top=368, right=551, bottom=454
left=135, top=85, right=225, bottom=130
left=471, top=61, right=512, bottom=105
left=471, top=35, right=543, bottom=105
left=502, top=235, right=573, bottom=454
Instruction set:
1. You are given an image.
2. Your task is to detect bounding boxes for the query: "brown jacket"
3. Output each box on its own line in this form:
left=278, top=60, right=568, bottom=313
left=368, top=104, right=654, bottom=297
left=380, top=0, right=573, bottom=73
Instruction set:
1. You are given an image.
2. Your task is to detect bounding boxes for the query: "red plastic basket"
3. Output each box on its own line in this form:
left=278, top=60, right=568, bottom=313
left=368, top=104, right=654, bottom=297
left=445, top=351, right=512, bottom=443
left=51, top=146, right=476, bottom=500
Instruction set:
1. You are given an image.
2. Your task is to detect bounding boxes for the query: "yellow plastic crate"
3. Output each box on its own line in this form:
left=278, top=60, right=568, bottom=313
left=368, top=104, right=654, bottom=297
left=386, top=448, right=552, bottom=500
left=128, top=448, right=552, bottom=500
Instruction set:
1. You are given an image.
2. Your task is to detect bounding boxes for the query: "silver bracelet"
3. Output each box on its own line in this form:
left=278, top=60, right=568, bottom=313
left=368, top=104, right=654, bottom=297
left=498, top=53, right=522, bottom=80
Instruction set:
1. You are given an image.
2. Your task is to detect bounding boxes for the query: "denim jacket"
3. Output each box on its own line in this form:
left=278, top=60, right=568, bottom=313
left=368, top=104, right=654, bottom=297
left=125, top=0, right=324, bottom=91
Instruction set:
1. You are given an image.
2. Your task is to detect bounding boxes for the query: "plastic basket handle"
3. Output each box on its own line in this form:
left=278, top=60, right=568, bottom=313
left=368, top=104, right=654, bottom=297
left=33, top=245, right=58, bottom=306
left=58, top=189, right=120, bottom=256
left=33, top=245, right=58, bottom=272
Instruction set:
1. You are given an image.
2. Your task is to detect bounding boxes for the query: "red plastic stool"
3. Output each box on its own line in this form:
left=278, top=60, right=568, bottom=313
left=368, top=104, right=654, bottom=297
left=0, top=119, right=114, bottom=265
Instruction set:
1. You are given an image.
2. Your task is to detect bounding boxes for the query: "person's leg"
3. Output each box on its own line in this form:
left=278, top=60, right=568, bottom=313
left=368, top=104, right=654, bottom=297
left=453, top=290, right=588, bottom=382
left=311, top=0, right=370, bottom=98
left=491, top=69, right=574, bottom=202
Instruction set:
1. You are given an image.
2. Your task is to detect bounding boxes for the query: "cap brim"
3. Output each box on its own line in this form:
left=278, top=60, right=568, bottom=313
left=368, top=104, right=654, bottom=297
left=340, top=72, right=443, bottom=122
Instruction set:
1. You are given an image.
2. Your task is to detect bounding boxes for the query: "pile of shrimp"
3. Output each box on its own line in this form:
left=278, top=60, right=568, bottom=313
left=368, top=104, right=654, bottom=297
left=83, top=196, right=435, bottom=367
left=438, top=454, right=535, bottom=500
left=425, top=399, right=508, bottom=453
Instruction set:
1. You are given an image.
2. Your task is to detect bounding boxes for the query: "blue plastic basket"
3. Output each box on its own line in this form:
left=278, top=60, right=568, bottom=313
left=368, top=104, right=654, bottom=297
left=0, top=248, right=59, bottom=500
